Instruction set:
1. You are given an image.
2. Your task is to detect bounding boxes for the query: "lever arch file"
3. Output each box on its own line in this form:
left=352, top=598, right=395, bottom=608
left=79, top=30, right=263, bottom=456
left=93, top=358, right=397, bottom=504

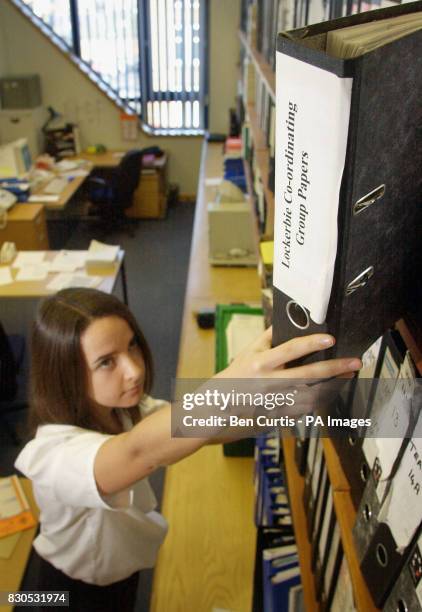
left=272, top=1, right=422, bottom=364
left=383, top=527, right=422, bottom=612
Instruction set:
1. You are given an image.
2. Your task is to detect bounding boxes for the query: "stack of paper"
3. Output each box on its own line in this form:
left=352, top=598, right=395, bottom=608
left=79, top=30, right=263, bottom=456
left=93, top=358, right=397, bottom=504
left=12, top=251, right=49, bottom=281
left=85, top=240, right=120, bottom=268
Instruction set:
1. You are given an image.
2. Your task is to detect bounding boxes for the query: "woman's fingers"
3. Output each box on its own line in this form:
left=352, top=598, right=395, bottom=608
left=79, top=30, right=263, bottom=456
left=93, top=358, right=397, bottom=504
left=252, top=325, right=273, bottom=350
left=261, top=333, right=336, bottom=369
left=284, top=357, right=362, bottom=380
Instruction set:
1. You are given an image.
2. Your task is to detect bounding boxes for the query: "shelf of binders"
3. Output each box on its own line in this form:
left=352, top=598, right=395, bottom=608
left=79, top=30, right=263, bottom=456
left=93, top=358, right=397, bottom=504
left=323, top=439, right=379, bottom=611
left=243, top=157, right=262, bottom=253
left=238, top=27, right=276, bottom=240
left=284, top=435, right=380, bottom=611
left=282, top=437, right=320, bottom=611
left=245, top=104, right=275, bottom=239
left=238, top=30, right=275, bottom=101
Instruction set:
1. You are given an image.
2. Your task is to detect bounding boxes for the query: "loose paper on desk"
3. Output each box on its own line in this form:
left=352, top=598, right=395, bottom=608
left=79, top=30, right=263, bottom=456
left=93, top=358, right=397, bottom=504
left=28, top=195, right=60, bottom=203
left=60, top=169, right=89, bottom=179
left=86, top=240, right=119, bottom=264
left=51, top=250, right=86, bottom=272
left=15, top=264, right=49, bottom=281
left=47, top=273, right=102, bottom=292
left=55, top=159, right=83, bottom=172
left=0, top=267, right=13, bottom=286
left=273, top=51, right=352, bottom=324
left=13, top=251, right=46, bottom=267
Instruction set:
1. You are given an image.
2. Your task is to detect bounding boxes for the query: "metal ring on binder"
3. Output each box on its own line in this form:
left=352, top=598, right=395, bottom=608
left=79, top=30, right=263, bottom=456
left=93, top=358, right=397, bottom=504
left=360, top=463, right=370, bottom=483
left=363, top=503, right=372, bottom=522
left=353, top=184, right=385, bottom=215
left=286, top=300, right=310, bottom=330
left=376, top=543, right=388, bottom=568
left=345, top=266, right=374, bottom=296
left=396, top=598, right=409, bottom=612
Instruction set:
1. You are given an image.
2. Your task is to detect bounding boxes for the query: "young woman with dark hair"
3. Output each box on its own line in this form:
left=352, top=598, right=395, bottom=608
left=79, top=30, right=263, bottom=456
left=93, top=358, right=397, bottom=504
left=15, top=288, right=361, bottom=611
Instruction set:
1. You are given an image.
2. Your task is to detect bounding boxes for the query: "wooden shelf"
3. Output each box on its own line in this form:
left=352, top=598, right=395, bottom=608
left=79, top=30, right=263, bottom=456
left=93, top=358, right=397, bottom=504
left=396, top=318, right=422, bottom=375
left=243, top=158, right=262, bottom=254
left=246, top=103, right=268, bottom=151
left=239, top=30, right=275, bottom=101
left=282, top=437, right=320, bottom=612
left=283, top=437, right=380, bottom=612
left=246, top=104, right=275, bottom=239
left=322, top=438, right=351, bottom=492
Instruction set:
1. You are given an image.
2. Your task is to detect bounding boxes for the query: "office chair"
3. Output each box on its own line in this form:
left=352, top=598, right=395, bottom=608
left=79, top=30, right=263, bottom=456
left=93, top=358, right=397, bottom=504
left=0, top=323, right=27, bottom=446
left=87, top=147, right=163, bottom=236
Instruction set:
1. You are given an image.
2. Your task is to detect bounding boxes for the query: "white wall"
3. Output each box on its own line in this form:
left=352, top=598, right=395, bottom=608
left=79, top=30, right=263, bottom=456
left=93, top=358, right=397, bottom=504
left=0, top=7, right=10, bottom=76
left=209, top=0, right=241, bottom=133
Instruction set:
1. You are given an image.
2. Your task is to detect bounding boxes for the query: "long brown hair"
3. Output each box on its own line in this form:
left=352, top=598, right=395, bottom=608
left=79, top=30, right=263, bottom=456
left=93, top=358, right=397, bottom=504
left=29, top=288, right=154, bottom=434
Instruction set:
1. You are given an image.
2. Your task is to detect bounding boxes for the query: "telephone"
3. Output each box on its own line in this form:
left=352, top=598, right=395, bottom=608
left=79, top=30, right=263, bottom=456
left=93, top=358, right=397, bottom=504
left=0, top=189, right=17, bottom=212
left=0, top=241, right=17, bottom=264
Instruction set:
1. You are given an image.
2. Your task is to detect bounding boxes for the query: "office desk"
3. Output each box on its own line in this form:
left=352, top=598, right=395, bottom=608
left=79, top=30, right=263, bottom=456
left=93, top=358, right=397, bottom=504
left=0, top=249, right=128, bottom=340
left=75, top=150, right=125, bottom=168
left=31, top=161, right=93, bottom=211
left=0, top=479, right=39, bottom=612
left=0, top=250, right=126, bottom=300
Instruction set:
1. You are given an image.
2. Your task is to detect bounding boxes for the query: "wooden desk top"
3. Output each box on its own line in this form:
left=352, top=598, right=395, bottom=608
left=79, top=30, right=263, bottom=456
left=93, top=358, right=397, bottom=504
left=75, top=150, right=125, bottom=168
left=0, top=479, right=39, bottom=612
left=75, top=151, right=167, bottom=170
left=0, top=250, right=124, bottom=298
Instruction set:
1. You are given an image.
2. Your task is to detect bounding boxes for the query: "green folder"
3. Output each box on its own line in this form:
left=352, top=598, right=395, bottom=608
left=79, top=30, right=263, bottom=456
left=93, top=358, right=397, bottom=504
left=215, top=304, right=263, bottom=457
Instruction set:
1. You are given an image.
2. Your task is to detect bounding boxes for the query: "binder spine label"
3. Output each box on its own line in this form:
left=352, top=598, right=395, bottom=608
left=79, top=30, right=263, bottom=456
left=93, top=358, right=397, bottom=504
left=274, top=50, right=352, bottom=324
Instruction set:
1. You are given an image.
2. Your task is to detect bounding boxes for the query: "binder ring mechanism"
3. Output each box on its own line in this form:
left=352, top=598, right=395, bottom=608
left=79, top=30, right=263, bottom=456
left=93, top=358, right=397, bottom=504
left=286, top=301, right=310, bottom=330
left=345, top=266, right=374, bottom=296
left=353, top=184, right=385, bottom=215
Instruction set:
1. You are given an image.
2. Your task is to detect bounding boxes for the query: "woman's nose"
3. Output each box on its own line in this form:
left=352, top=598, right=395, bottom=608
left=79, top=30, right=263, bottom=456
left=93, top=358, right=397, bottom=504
left=123, top=354, right=143, bottom=380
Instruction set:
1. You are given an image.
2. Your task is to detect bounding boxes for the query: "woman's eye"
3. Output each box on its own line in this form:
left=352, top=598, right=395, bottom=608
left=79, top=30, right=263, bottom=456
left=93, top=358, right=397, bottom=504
left=129, top=339, right=139, bottom=351
left=99, top=358, right=114, bottom=369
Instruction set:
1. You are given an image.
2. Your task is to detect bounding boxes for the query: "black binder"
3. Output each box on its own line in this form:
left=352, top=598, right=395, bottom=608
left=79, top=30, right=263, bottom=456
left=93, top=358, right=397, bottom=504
left=272, top=2, right=422, bottom=364
left=383, top=526, right=422, bottom=612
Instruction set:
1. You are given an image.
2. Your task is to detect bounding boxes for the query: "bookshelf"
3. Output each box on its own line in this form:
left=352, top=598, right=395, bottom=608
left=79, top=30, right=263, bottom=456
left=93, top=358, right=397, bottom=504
left=282, top=438, right=320, bottom=611
left=238, top=30, right=275, bottom=101
left=237, top=1, right=421, bottom=611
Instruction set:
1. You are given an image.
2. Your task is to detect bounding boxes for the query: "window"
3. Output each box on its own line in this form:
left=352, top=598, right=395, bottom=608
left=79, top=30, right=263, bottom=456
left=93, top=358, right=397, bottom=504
left=139, top=0, right=208, bottom=132
left=20, top=0, right=208, bottom=133
left=22, top=0, right=73, bottom=46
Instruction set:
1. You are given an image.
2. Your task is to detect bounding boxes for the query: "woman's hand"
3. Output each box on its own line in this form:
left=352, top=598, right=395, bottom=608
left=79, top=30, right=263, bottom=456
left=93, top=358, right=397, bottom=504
left=216, top=326, right=362, bottom=380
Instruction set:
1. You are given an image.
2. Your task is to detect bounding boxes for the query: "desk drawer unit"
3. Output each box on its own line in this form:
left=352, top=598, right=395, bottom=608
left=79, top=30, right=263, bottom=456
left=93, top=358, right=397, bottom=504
left=127, top=172, right=167, bottom=219
left=0, top=203, right=49, bottom=250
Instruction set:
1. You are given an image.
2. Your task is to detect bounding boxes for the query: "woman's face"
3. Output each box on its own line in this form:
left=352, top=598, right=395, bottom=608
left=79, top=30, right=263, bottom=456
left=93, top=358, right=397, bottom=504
left=80, top=316, right=145, bottom=409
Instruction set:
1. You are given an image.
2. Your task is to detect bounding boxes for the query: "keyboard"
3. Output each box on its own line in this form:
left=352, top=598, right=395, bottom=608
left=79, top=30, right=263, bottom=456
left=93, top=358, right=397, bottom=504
left=44, top=177, right=68, bottom=194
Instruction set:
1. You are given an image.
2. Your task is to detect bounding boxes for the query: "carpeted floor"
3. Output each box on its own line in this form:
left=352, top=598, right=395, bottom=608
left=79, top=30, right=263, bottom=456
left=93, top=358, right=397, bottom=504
left=0, top=200, right=195, bottom=611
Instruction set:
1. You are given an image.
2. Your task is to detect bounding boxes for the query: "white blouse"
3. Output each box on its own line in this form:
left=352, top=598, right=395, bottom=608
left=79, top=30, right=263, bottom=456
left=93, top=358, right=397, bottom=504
left=15, top=396, right=169, bottom=586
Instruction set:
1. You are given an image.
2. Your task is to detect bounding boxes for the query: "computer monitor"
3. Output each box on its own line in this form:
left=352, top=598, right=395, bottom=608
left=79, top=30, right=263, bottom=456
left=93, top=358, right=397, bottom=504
left=0, top=138, right=32, bottom=178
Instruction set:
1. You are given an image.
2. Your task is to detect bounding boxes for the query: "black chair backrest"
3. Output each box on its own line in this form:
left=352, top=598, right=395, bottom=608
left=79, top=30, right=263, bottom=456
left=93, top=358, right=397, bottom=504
left=0, top=322, right=18, bottom=401
left=112, top=149, right=146, bottom=211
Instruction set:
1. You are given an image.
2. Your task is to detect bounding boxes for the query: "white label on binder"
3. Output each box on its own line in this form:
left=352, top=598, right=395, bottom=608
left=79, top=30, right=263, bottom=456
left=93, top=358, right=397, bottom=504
left=379, top=411, right=422, bottom=552
left=274, top=51, right=352, bottom=324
